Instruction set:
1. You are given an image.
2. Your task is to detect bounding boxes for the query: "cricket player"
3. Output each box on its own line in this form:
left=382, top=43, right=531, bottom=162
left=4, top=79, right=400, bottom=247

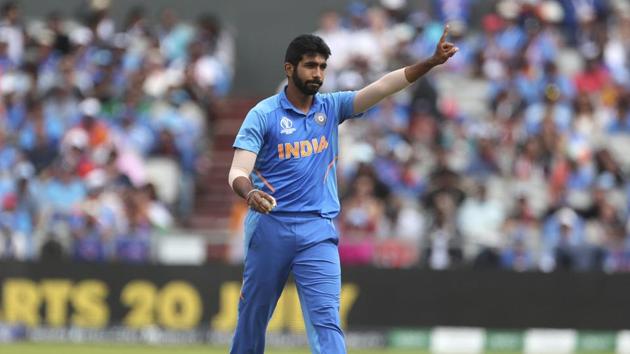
left=228, top=26, right=457, bottom=354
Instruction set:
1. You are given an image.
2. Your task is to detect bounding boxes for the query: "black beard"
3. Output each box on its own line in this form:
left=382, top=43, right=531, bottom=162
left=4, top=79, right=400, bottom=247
left=292, top=74, right=322, bottom=95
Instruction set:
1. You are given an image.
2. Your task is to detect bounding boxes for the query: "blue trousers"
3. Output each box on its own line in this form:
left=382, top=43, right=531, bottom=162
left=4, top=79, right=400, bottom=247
left=230, top=211, right=346, bottom=354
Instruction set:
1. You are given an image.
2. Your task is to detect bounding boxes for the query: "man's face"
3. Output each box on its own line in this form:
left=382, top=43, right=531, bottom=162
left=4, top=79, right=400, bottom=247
left=289, top=54, right=327, bottom=95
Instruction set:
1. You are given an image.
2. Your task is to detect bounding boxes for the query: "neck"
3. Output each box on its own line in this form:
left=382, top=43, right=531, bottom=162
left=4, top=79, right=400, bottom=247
left=285, top=83, right=314, bottom=114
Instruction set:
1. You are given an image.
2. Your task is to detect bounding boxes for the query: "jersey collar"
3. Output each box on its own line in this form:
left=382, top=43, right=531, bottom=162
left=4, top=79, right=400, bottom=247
left=279, top=86, right=322, bottom=116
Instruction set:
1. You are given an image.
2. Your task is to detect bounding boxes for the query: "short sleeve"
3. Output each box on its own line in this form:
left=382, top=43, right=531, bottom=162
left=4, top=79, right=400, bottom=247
left=333, top=91, right=363, bottom=124
left=233, top=109, right=267, bottom=154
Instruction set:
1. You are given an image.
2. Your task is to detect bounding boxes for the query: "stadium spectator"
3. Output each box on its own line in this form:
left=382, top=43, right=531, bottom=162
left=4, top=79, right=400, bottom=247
left=338, top=175, right=384, bottom=265
left=114, top=187, right=151, bottom=263
left=423, top=190, right=463, bottom=270
left=0, top=1, right=23, bottom=65
left=70, top=207, right=111, bottom=262
left=458, top=182, right=505, bottom=268
left=498, top=191, right=540, bottom=271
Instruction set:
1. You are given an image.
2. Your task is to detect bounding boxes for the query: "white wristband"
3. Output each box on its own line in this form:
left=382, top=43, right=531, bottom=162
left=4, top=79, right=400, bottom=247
left=246, top=189, right=261, bottom=202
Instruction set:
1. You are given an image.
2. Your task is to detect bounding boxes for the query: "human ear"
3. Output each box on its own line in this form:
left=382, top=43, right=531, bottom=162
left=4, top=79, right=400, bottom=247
left=284, top=63, right=293, bottom=77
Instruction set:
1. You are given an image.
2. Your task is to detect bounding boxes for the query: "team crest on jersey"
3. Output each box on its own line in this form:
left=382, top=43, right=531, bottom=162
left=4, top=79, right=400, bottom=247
left=280, top=117, right=296, bottom=135
left=314, top=112, right=327, bottom=126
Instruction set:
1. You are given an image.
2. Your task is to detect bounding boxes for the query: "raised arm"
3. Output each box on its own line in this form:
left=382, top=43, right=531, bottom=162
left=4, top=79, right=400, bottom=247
left=228, top=148, right=276, bottom=213
left=353, top=25, right=458, bottom=114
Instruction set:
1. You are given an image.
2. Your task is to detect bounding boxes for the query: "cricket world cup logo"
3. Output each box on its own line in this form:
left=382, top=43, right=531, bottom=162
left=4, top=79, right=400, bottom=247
left=280, top=117, right=296, bottom=135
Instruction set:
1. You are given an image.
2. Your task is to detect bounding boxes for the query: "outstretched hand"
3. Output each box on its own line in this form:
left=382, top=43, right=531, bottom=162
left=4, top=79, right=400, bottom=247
left=432, top=25, right=459, bottom=65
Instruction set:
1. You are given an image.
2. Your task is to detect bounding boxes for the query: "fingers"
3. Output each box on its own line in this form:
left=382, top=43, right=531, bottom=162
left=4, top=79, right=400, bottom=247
left=439, top=24, right=449, bottom=43
left=251, top=194, right=272, bottom=213
left=261, top=193, right=277, bottom=208
left=441, top=42, right=458, bottom=54
left=442, top=42, right=455, bottom=51
left=248, top=191, right=276, bottom=213
left=436, top=39, right=458, bottom=63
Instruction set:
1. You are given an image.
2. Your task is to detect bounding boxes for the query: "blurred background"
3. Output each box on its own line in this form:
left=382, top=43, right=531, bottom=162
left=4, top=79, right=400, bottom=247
left=1, top=0, right=630, bottom=353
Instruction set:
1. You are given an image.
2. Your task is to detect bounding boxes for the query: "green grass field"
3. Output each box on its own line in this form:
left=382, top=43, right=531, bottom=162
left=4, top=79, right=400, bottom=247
left=0, top=343, right=616, bottom=354
left=0, top=343, right=428, bottom=354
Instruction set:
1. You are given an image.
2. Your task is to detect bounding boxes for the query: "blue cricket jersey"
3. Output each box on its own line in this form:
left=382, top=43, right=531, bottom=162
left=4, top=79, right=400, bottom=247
left=233, top=87, right=359, bottom=218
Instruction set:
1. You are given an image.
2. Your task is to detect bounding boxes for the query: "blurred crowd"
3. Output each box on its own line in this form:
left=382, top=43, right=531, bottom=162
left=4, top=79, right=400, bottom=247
left=0, top=0, right=234, bottom=263
left=313, top=0, right=630, bottom=272
left=4, top=0, right=630, bottom=273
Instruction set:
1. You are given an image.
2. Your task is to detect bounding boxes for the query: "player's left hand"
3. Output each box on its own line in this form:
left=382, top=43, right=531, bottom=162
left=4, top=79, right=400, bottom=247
left=432, top=25, right=459, bottom=65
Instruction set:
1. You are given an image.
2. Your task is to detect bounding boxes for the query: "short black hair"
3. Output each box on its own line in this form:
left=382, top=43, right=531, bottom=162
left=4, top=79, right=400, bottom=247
left=284, top=34, right=331, bottom=66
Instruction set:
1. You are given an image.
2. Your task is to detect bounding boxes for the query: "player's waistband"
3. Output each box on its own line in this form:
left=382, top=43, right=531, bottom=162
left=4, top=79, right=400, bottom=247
left=269, top=211, right=323, bottom=218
